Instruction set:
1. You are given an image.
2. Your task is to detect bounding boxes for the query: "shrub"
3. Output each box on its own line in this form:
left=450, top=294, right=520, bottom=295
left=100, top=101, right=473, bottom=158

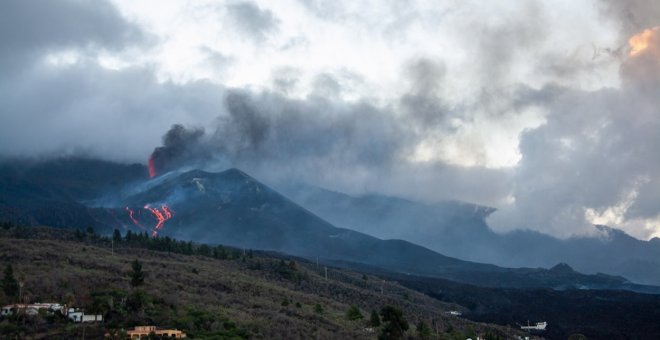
left=346, top=305, right=363, bottom=321
left=378, top=305, right=408, bottom=340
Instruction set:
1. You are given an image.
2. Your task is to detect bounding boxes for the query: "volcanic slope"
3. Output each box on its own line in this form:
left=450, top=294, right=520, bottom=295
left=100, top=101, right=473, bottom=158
left=117, top=168, right=660, bottom=293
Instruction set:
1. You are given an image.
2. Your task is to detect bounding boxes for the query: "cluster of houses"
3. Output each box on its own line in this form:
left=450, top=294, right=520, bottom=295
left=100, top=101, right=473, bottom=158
left=1, top=304, right=186, bottom=338
left=1, top=303, right=102, bottom=323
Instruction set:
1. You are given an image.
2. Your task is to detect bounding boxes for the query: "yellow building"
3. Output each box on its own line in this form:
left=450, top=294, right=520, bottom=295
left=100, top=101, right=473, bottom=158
left=126, top=326, right=186, bottom=339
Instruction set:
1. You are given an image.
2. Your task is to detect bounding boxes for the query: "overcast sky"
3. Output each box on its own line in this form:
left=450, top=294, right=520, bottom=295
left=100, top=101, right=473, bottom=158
left=1, top=0, right=659, bottom=239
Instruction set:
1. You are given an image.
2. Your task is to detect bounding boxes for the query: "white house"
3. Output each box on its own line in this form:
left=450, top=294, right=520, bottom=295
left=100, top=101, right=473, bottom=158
left=67, top=308, right=103, bottom=323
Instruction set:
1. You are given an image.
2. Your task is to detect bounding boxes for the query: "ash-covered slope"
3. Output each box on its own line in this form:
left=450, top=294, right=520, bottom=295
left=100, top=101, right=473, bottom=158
left=118, top=168, right=659, bottom=293
left=121, top=168, right=492, bottom=275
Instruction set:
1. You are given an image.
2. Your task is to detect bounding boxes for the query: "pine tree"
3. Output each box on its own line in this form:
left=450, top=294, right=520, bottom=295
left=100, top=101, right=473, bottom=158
left=370, top=310, right=381, bottom=327
left=314, top=303, right=324, bottom=314
left=379, top=305, right=408, bottom=340
left=2, top=264, right=19, bottom=300
left=416, top=320, right=432, bottom=339
left=74, top=228, right=84, bottom=240
left=113, top=229, right=122, bottom=243
left=130, top=259, right=145, bottom=287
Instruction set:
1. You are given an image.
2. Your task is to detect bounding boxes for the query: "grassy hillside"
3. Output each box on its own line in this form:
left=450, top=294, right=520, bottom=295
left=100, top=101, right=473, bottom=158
left=0, top=226, right=526, bottom=339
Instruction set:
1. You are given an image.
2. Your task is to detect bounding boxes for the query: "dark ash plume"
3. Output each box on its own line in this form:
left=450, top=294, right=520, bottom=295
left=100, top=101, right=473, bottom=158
left=149, top=124, right=207, bottom=177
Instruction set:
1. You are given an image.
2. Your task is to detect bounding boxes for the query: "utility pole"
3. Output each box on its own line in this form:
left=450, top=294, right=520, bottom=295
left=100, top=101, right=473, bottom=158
left=324, top=266, right=328, bottom=280
left=381, top=280, right=384, bottom=295
left=111, top=238, right=114, bottom=256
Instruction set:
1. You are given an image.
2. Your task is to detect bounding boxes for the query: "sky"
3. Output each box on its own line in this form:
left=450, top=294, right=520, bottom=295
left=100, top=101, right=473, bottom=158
left=1, top=0, right=659, bottom=239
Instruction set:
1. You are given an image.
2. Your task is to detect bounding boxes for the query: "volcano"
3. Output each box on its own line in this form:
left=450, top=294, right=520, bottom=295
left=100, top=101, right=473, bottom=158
left=110, top=168, right=660, bottom=292
left=1, top=158, right=659, bottom=292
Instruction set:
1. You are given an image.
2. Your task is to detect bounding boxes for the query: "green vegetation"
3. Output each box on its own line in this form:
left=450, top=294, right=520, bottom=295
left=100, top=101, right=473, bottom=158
left=370, top=309, right=381, bottom=327
left=379, top=305, right=409, bottom=340
left=130, top=259, right=145, bottom=288
left=2, top=264, right=19, bottom=300
left=314, top=303, right=324, bottom=314
left=0, top=226, right=525, bottom=339
left=346, top=304, right=363, bottom=321
left=416, top=320, right=432, bottom=339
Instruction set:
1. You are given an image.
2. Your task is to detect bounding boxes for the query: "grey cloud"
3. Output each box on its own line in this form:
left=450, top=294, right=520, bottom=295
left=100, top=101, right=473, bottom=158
left=0, top=61, right=225, bottom=162
left=311, top=73, right=342, bottom=98
left=309, top=69, right=365, bottom=99
left=399, top=58, right=453, bottom=129
left=271, top=67, right=302, bottom=95
left=471, top=2, right=547, bottom=85
left=598, top=0, right=660, bottom=35
left=490, top=37, right=660, bottom=237
left=298, top=0, right=348, bottom=21
left=200, top=46, right=233, bottom=68
left=0, top=0, right=145, bottom=67
left=225, top=1, right=279, bottom=41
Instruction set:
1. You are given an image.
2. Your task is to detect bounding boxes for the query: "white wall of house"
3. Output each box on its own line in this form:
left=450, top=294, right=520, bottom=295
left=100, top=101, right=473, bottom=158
left=68, top=311, right=103, bottom=323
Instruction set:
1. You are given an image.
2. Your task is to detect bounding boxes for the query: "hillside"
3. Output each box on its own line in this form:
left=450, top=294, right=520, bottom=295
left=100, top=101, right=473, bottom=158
left=0, top=226, right=523, bottom=339
left=339, top=263, right=660, bottom=340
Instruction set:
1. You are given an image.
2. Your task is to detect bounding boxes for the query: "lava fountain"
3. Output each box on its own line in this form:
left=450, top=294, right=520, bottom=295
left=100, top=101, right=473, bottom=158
left=148, top=154, right=157, bottom=178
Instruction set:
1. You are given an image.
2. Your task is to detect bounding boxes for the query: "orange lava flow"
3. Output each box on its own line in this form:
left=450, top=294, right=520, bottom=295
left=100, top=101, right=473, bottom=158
left=162, top=205, right=174, bottom=219
left=144, top=204, right=174, bottom=237
left=125, top=207, right=144, bottom=229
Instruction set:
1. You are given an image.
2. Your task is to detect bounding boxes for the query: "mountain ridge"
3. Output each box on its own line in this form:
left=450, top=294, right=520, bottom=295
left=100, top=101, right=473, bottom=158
left=1, top=158, right=658, bottom=293
left=114, top=167, right=659, bottom=293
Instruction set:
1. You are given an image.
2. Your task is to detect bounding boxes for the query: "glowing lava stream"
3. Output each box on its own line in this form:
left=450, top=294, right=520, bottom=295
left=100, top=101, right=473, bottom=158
left=125, top=204, right=175, bottom=236
left=144, top=204, right=175, bottom=237
left=125, top=207, right=144, bottom=229
left=162, top=205, right=173, bottom=219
